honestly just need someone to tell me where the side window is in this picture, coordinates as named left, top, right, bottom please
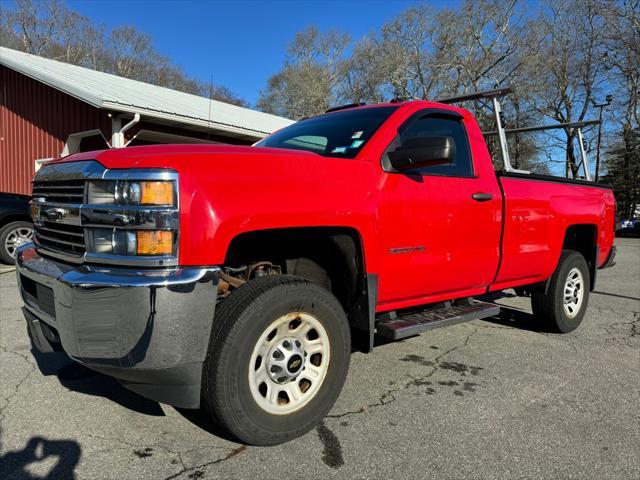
left=385, top=115, right=474, bottom=177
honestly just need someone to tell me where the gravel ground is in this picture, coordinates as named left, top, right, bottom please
left=1, top=239, right=638, bottom=480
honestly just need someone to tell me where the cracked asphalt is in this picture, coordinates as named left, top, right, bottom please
left=1, top=238, right=638, bottom=480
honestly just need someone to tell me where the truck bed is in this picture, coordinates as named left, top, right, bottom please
left=491, top=172, right=616, bottom=292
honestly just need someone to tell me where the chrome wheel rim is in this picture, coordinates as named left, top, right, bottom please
left=4, top=226, right=33, bottom=258
left=563, top=267, right=584, bottom=318
left=249, top=312, right=330, bottom=415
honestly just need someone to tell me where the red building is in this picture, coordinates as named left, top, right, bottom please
left=0, top=47, right=291, bottom=195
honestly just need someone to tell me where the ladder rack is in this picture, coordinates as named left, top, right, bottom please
left=436, top=87, right=513, bottom=105
left=436, top=87, right=599, bottom=181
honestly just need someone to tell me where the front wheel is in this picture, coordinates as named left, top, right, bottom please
left=202, top=275, right=351, bottom=446
left=0, top=221, right=34, bottom=264
left=531, top=250, right=590, bottom=333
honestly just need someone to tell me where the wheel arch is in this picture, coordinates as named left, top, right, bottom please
left=223, top=226, right=377, bottom=353
left=0, top=214, right=32, bottom=228
left=562, top=224, right=598, bottom=290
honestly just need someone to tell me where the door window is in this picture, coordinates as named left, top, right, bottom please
left=384, top=115, right=474, bottom=177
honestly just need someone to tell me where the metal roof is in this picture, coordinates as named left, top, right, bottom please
left=0, top=46, right=293, bottom=139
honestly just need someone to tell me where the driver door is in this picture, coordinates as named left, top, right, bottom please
left=377, top=111, right=502, bottom=308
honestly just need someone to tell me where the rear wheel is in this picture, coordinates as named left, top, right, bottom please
left=202, top=275, right=351, bottom=445
left=531, top=250, right=590, bottom=333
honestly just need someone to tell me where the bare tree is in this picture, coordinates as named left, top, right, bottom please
left=106, top=26, right=157, bottom=79
left=603, top=0, right=639, bottom=130
left=342, top=0, right=529, bottom=102
left=438, top=0, right=525, bottom=94
left=601, top=0, right=640, bottom=217
left=263, top=0, right=531, bottom=116
left=0, top=0, right=247, bottom=106
left=372, top=3, right=443, bottom=100
left=340, top=36, right=390, bottom=103
left=527, top=0, right=609, bottom=178
left=9, top=0, right=64, bottom=55
left=48, top=11, right=103, bottom=66
left=258, top=26, right=350, bottom=118
left=0, top=4, right=21, bottom=50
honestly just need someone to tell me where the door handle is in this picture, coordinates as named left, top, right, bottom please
left=471, top=192, right=493, bottom=202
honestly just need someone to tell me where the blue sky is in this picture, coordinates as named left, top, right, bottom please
left=67, top=0, right=438, bottom=105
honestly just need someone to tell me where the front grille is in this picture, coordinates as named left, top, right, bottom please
left=33, top=179, right=86, bottom=260
left=34, top=221, right=85, bottom=257
left=32, top=180, right=85, bottom=203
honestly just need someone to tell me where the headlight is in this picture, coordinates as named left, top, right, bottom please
left=136, top=230, right=174, bottom=255
left=87, top=229, right=175, bottom=256
left=88, top=180, right=176, bottom=206
left=83, top=171, right=179, bottom=266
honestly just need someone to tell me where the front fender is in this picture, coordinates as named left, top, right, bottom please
left=177, top=157, right=381, bottom=273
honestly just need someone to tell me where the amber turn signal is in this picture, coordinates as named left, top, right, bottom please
left=140, top=181, right=174, bottom=205
left=136, top=231, right=173, bottom=255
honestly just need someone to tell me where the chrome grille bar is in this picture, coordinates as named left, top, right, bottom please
left=36, top=224, right=84, bottom=238
left=33, top=180, right=85, bottom=203
left=36, top=232, right=85, bottom=249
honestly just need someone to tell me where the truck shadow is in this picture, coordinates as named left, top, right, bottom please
left=480, top=305, right=555, bottom=333
left=592, top=290, right=640, bottom=301
left=476, top=291, right=554, bottom=333
left=173, top=408, right=241, bottom=443
left=29, top=349, right=241, bottom=443
left=0, top=435, right=81, bottom=480
left=30, top=349, right=164, bottom=417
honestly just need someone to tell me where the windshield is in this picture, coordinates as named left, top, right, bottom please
left=255, top=106, right=398, bottom=159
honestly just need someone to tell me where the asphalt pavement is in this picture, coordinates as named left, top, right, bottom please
left=1, top=239, right=638, bottom=479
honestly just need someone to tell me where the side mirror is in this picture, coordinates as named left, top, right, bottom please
left=388, top=136, right=455, bottom=171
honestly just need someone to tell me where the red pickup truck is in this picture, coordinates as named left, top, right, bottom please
left=16, top=96, right=616, bottom=445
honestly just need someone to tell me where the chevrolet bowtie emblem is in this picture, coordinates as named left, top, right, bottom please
left=43, top=207, right=68, bottom=221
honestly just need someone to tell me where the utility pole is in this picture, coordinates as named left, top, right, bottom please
left=591, top=95, right=613, bottom=182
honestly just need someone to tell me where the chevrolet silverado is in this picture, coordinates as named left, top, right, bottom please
left=16, top=92, right=616, bottom=445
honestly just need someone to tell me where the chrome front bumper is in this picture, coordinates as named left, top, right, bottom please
left=16, top=244, right=220, bottom=408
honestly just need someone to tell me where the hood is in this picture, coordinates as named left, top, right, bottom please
left=47, top=144, right=320, bottom=171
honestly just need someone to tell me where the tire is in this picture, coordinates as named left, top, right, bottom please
left=531, top=250, right=590, bottom=333
left=0, top=221, right=34, bottom=264
left=202, top=275, right=351, bottom=446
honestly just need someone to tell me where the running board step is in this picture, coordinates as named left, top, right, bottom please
left=376, top=301, right=500, bottom=340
